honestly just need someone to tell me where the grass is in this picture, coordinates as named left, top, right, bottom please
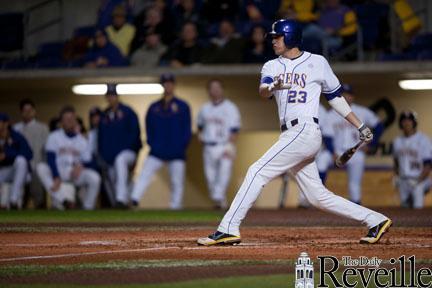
left=0, top=209, right=223, bottom=224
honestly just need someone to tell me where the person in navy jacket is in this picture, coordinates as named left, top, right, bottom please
left=99, top=84, right=142, bottom=207
left=131, top=73, right=192, bottom=209
left=0, top=113, right=32, bottom=209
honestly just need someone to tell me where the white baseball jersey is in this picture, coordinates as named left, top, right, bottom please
left=261, top=52, right=341, bottom=125
left=197, top=99, right=241, bottom=144
left=327, top=104, right=379, bottom=153
left=45, top=129, right=92, bottom=181
left=393, top=132, right=432, bottom=178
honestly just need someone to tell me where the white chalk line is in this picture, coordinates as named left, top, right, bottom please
left=0, top=246, right=180, bottom=262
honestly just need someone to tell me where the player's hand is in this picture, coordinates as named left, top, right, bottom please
left=51, top=178, right=61, bottom=192
left=358, top=124, right=373, bottom=143
left=268, top=77, right=285, bottom=92
left=71, top=164, right=83, bottom=180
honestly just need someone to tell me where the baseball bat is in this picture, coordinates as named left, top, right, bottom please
left=335, top=140, right=364, bottom=168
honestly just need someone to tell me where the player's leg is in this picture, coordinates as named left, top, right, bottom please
left=8, top=156, right=28, bottom=208
left=113, top=150, right=136, bottom=205
left=130, top=155, right=163, bottom=205
left=217, top=124, right=320, bottom=237
left=168, top=160, right=185, bottom=210
left=316, top=149, right=333, bottom=184
left=36, top=163, right=63, bottom=209
left=346, top=152, right=365, bottom=204
left=412, top=180, right=428, bottom=209
left=0, top=166, right=13, bottom=208
left=75, top=168, right=101, bottom=210
left=397, top=179, right=411, bottom=207
left=293, top=159, right=391, bottom=243
left=213, top=156, right=233, bottom=208
left=203, top=146, right=217, bottom=201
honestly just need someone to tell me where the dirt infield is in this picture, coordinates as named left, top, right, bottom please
left=1, top=208, right=431, bottom=285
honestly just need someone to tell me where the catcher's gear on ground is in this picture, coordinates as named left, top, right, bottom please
left=197, top=231, right=241, bottom=246
left=360, top=219, right=392, bottom=244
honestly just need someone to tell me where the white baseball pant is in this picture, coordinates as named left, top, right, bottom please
left=37, top=163, right=100, bottom=210
left=131, top=155, right=185, bottom=210
left=203, top=145, right=233, bottom=205
left=398, top=178, right=431, bottom=209
left=218, top=121, right=387, bottom=236
left=108, top=150, right=136, bottom=204
left=0, top=156, right=28, bottom=207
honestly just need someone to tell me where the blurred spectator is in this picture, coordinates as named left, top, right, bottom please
left=393, top=0, right=422, bottom=40
left=243, top=0, right=280, bottom=23
left=13, top=99, right=49, bottom=209
left=97, top=0, right=133, bottom=29
left=131, top=73, right=191, bottom=210
left=243, top=24, right=273, bottom=63
left=49, top=117, right=60, bottom=132
left=204, top=20, right=245, bottom=63
left=88, top=107, right=102, bottom=156
left=83, top=29, right=128, bottom=68
left=173, top=0, right=201, bottom=33
left=76, top=117, right=87, bottom=135
left=164, top=21, right=204, bottom=67
left=37, top=106, right=100, bottom=210
left=201, top=0, right=240, bottom=24
left=98, top=84, right=142, bottom=208
left=132, top=5, right=175, bottom=52
left=278, top=0, right=317, bottom=25
left=302, top=0, right=357, bottom=54
left=105, top=5, right=136, bottom=56
left=0, top=113, right=32, bottom=210
left=130, top=32, right=167, bottom=67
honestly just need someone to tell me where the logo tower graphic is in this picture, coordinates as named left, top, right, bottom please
left=295, top=252, right=314, bottom=288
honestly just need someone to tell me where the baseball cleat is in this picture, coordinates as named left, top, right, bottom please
left=360, top=219, right=392, bottom=244
left=197, top=231, right=241, bottom=246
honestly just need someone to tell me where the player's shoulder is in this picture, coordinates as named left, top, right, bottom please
left=223, top=99, right=238, bottom=109
left=416, top=132, right=431, bottom=142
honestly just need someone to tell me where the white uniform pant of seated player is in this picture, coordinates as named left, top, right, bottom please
left=37, top=163, right=100, bottom=210
left=108, top=150, right=136, bottom=204
left=131, top=155, right=185, bottom=210
left=398, top=177, right=431, bottom=209
left=204, top=144, right=233, bottom=207
left=218, top=120, right=388, bottom=237
left=0, top=156, right=28, bottom=208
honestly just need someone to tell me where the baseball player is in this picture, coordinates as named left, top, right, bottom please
left=197, top=79, right=241, bottom=209
left=37, top=106, right=100, bottom=210
left=13, top=99, right=49, bottom=209
left=130, top=73, right=192, bottom=210
left=393, top=110, right=431, bottom=209
left=0, top=113, right=33, bottom=209
left=198, top=19, right=391, bottom=246
left=326, top=84, right=384, bottom=204
left=98, top=84, right=142, bottom=208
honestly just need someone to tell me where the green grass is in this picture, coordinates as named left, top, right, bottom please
left=0, top=209, right=223, bottom=224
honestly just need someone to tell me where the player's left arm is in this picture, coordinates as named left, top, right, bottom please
left=418, top=137, right=432, bottom=182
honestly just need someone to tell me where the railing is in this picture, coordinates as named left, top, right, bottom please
left=23, top=0, right=63, bottom=57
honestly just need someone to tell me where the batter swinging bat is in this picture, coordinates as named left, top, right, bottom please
left=335, top=140, right=364, bottom=167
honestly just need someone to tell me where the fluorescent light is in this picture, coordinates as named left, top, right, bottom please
left=116, top=84, right=164, bottom=95
left=72, top=84, right=107, bottom=95
left=399, top=79, right=432, bottom=90
left=72, top=83, right=164, bottom=95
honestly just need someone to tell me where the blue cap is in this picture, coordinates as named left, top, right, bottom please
left=106, top=83, right=118, bottom=95
left=342, top=83, right=354, bottom=94
left=0, top=113, right=9, bottom=122
left=160, top=73, right=175, bottom=84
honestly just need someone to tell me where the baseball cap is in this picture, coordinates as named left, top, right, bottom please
left=106, top=83, right=118, bottom=96
left=342, top=83, right=354, bottom=94
left=160, top=73, right=175, bottom=84
left=89, top=107, right=102, bottom=116
left=0, top=113, right=9, bottom=122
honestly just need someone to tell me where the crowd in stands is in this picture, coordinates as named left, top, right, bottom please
left=1, top=0, right=430, bottom=69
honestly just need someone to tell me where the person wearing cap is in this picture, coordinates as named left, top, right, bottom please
left=131, top=73, right=191, bottom=210
left=393, top=111, right=431, bottom=208
left=98, top=84, right=142, bottom=208
left=326, top=84, right=384, bottom=204
left=0, top=113, right=33, bottom=209
left=13, top=99, right=49, bottom=209
left=88, top=107, right=103, bottom=157
left=105, top=5, right=136, bottom=57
